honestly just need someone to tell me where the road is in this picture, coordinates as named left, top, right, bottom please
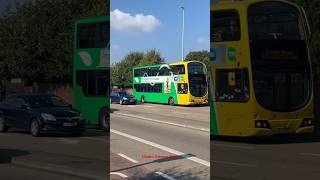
left=212, top=134, right=320, bottom=180
left=110, top=103, right=210, bottom=180
left=0, top=128, right=108, bottom=180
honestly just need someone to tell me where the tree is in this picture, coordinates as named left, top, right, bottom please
left=185, top=50, right=210, bottom=72
left=0, top=0, right=109, bottom=84
left=111, top=52, right=144, bottom=88
left=111, top=50, right=165, bottom=88
left=139, top=49, right=165, bottom=66
left=289, top=0, right=320, bottom=78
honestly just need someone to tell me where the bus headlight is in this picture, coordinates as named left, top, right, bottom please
left=255, top=120, right=270, bottom=129
left=301, top=118, right=313, bottom=127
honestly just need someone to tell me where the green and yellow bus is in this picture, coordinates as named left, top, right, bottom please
left=210, top=0, right=314, bottom=136
left=133, top=61, right=208, bottom=106
left=72, top=16, right=110, bottom=131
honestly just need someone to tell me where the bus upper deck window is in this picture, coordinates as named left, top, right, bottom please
left=212, top=10, right=241, bottom=42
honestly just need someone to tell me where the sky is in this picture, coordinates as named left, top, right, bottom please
left=111, top=0, right=210, bottom=64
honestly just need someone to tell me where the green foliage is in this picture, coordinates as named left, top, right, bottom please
left=138, top=49, right=165, bottom=66
left=185, top=50, right=210, bottom=71
left=111, top=50, right=165, bottom=88
left=289, top=0, right=320, bottom=78
left=0, top=0, right=109, bottom=83
left=111, top=52, right=144, bottom=88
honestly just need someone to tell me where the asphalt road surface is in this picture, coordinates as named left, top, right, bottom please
left=212, top=134, right=320, bottom=180
left=110, top=103, right=210, bottom=180
left=0, top=128, right=109, bottom=180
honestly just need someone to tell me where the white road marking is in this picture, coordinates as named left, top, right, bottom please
left=143, top=105, right=153, bottom=108
left=155, top=172, right=176, bottom=180
left=213, top=160, right=257, bottom=168
left=111, top=129, right=210, bottom=167
left=128, top=105, right=135, bottom=108
left=113, top=113, right=209, bottom=132
left=110, top=172, right=128, bottom=178
left=300, top=153, right=320, bottom=157
left=212, top=143, right=253, bottom=150
left=118, top=153, right=138, bottom=163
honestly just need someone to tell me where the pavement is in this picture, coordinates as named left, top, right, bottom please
left=0, top=128, right=109, bottom=180
left=110, top=103, right=210, bottom=180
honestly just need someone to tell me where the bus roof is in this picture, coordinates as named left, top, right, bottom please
left=75, top=16, right=109, bottom=25
left=133, top=61, right=204, bottom=69
left=211, top=0, right=299, bottom=9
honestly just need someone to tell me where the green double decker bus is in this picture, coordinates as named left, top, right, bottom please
left=72, top=16, right=110, bottom=131
left=133, top=61, right=208, bottom=106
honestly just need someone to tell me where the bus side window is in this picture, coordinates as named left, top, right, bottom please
left=212, top=10, right=241, bottom=42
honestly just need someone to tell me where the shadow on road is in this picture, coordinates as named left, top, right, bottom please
left=5, top=129, right=108, bottom=138
left=130, top=102, right=209, bottom=107
left=110, top=108, right=119, bottom=113
left=211, top=133, right=320, bottom=144
left=111, top=153, right=196, bottom=172
left=128, top=166, right=205, bottom=180
left=0, top=149, right=31, bottom=164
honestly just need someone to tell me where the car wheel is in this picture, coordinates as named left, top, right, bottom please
left=30, top=119, right=40, bottom=137
left=99, top=108, right=110, bottom=134
left=141, top=96, right=145, bottom=104
left=168, top=97, right=174, bottom=106
left=119, top=99, right=123, bottom=105
left=0, top=115, right=8, bottom=132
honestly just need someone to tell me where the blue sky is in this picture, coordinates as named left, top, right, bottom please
left=111, top=0, right=210, bottom=64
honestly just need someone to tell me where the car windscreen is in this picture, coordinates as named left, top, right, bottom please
left=118, top=92, right=133, bottom=98
left=28, top=95, right=69, bottom=108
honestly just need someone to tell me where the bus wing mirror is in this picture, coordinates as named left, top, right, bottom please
left=301, top=7, right=311, bottom=38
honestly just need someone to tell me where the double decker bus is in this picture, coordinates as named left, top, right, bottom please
left=133, top=61, right=208, bottom=106
left=72, top=16, right=110, bottom=131
left=210, top=0, right=314, bottom=136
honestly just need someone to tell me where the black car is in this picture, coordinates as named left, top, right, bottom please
left=110, top=91, right=136, bottom=105
left=0, top=94, right=85, bottom=137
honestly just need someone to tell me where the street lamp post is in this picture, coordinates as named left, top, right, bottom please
left=181, top=6, right=185, bottom=61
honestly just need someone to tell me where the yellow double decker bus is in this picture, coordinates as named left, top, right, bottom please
left=210, top=0, right=314, bottom=136
left=133, top=61, right=208, bottom=106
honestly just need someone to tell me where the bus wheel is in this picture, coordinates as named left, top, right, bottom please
left=168, top=97, right=174, bottom=106
left=141, top=96, right=145, bottom=104
left=99, top=108, right=110, bottom=133
left=0, top=115, right=8, bottom=132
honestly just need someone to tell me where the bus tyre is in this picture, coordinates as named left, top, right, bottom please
left=99, top=108, right=110, bottom=133
left=141, top=96, right=145, bottom=104
left=0, top=115, right=8, bottom=132
left=169, top=97, right=174, bottom=106
left=30, top=119, right=40, bottom=137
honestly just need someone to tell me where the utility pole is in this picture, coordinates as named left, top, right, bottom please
left=181, top=6, right=185, bottom=61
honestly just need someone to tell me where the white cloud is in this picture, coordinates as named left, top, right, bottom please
left=196, top=37, right=208, bottom=45
left=111, top=44, right=121, bottom=51
left=111, top=9, right=161, bottom=35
